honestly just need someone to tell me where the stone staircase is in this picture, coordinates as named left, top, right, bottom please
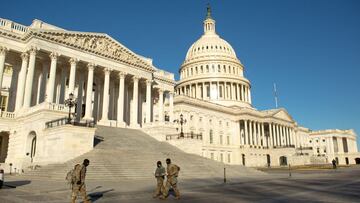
left=21, top=126, right=263, bottom=180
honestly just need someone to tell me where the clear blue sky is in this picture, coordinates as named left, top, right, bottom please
left=2, top=0, right=360, bottom=147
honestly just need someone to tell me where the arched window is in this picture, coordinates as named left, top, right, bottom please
left=206, top=65, right=209, bottom=73
left=218, top=65, right=221, bottom=72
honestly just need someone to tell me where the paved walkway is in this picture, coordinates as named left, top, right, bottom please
left=0, top=166, right=359, bottom=202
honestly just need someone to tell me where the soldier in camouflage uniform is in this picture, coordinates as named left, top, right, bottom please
left=71, top=159, right=90, bottom=203
left=153, top=161, right=166, bottom=198
left=160, top=158, right=180, bottom=200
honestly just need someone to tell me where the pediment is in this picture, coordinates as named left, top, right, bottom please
left=31, top=30, right=154, bottom=71
left=273, top=109, right=294, bottom=122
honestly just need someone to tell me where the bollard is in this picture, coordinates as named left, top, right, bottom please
left=0, top=169, right=4, bottom=189
left=289, top=164, right=292, bottom=177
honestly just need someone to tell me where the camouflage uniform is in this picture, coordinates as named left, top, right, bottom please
left=71, top=164, right=90, bottom=203
left=162, top=163, right=180, bottom=199
left=153, top=165, right=166, bottom=197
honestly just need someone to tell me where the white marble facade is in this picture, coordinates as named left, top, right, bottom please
left=0, top=8, right=359, bottom=171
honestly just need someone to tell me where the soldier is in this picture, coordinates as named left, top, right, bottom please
left=160, top=158, right=180, bottom=200
left=153, top=161, right=166, bottom=198
left=71, top=159, right=90, bottom=203
left=332, top=159, right=337, bottom=169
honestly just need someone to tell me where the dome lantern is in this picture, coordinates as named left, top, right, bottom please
left=204, top=4, right=216, bottom=35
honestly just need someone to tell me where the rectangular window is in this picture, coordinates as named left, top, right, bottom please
left=0, top=96, right=8, bottom=111
left=209, top=130, right=213, bottom=144
left=206, top=85, right=210, bottom=97
left=210, top=153, right=214, bottom=160
left=220, top=135, right=223, bottom=145
left=227, top=136, right=230, bottom=145
left=219, top=86, right=223, bottom=98
left=227, top=154, right=231, bottom=163
left=220, top=153, right=223, bottom=162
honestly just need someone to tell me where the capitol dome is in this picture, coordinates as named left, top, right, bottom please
left=176, top=6, right=253, bottom=109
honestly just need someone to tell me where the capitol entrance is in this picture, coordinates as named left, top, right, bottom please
left=0, top=131, right=9, bottom=163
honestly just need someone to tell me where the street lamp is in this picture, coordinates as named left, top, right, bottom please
left=174, top=114, right=187, bottom=138
left=65, top=93, right=76, bottom=124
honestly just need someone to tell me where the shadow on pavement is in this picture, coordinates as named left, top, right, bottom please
left=3, top=180, right=31, bottom=189
left=87, top=189, right=114, bottom=202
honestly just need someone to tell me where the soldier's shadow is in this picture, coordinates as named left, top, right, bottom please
left=85, top=189, right=114, bottom=203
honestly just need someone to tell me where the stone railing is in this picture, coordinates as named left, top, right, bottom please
left=0, top=111, right=15, bottom=119
left=273, top=145, right=296, bottom=149
left=0, top=18, right=28, bottom=34
left=166, top=133, right=203, bottom=140
left=45, top=117, right=95, bottom=129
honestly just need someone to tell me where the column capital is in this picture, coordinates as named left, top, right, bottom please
left=146, top=79, right=153, bottom=85
left=0, top=46, right=8, bottom=56
left=104, top=67, right=111, bottom=75
left=49, top=52, right=59, bottom=61
left=28, top=46, right=39, bottom=55
left=158, top=88, right=164, bottom=93
left=20, top=52, right=29, bottom=61
left=118, top=71, right=126, bottom=78
left=69, top=57, right=79, bottom=65
left=87, top=63, right=95, bottom=70
left=132, top=75, right=140, bottom=81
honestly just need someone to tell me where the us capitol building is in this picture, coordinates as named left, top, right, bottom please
left=0, top=8, right=358, bottom=172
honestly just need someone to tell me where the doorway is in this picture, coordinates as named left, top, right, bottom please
left=27, top=131, right=37, bottom=163
left=345, top=157, right=349, bottom=165
left=266, top=154, right=271, bottom=167
left=355, top=158, right=360, bottom=164
left=0, top=131, right=9, bottom=162
left=242, top=154, right=246, bottom=166
left=279, top=156, right=287, bottom=166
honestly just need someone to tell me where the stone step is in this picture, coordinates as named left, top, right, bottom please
left=21, top=126, right=263, bottom=180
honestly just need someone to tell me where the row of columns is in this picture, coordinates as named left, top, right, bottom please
left=240, top=120, right=295, bottom=148
left=177, top=81, right=251, bottom=103
left=0, top=46, right=174, bottom=127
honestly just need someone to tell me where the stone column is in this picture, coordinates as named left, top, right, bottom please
left=203, top=82, right=207, bottom=99
left=146, top=79, right=152, bottom=123
left=117, top=72, right=126, bottom=125
left=257, top=122, right=261, bottom=146
left=244, top=120, right=249, bottom=145
left=46, top=52, right=58, bottom=103
left=100, top=68, right=111, bottom=122
left=248, top=87, right=252, bottom=104
left=261, top=123, right=266, bottom=147
left=253, top=122, right=258, bottom=146
left=224, top=82, right=227, bottom=99
left=189, top=84, right=193, bottom=97
left=217, top=82, right=220, bottom=99
left=158, top=88, right=164, bottom=122
left=131, top=76, right=139, bottom=127
left=0, top=46, right=8, bottom=96
left=68, top=58, right=78, bottom=95
left=169, top=92, right=174, bottom=122
left=249, top=121, right=253, bottom=146
left=269, top=123, right=273, bottom=147
left=232, top=83, right=236, bottom=100
left=244, top=86, right=247, bottom=102
left=272, top=124, right=277, bottom=146
left=83, top=63, right=94, bottom=120
left=23, top=47, right=38, bottom=108
left=15, top=53, right=28, bottom=110
left=288, top=127, right=292, bottom=146
left=237, top=84, right=239, bottom=101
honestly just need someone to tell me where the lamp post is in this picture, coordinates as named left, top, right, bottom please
left=174, top=114, right=187, bottom=138
left=64, top=93, right=76, bottom=124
